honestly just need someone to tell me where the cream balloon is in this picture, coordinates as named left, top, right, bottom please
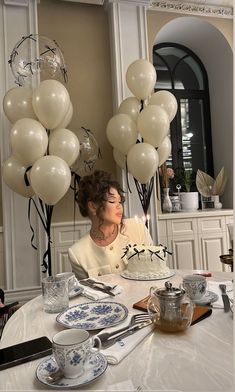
left=32, top=80, right=70, bottom=129
left=2, top=155, right=34, bottom=198
left=3, top=86, right=37, bottom=124
left=30, top=155, right=71, bottom=205
left=113, top=148, right=126, bottom=170
left=49, top=128, right=80, bottom=167
left=127, top=142, right=159, bottom=184
left=10, top=118, right=48, bottom=166
left=118, top=97, right=141, bottom=122
left=106, top=113, right=138, bottom=155
left=158, top=136, right=172, bottom=166
left=149, top=90, right=178, bottom=122
left=137, top=105, right=169, bottom=148
left=126, top=59, right=157, bottom=100
left=53, top=101, right=73, bottom=130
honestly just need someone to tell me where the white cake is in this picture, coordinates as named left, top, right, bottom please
left=121, top=244, right=172, bottom=280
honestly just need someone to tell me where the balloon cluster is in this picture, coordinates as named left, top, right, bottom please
left=106, top=59, right=177, bottom=218
left=2, top=35, right=101, bottom=275
left=2, top=78, right=80, bottom=275
left=3, top=79, right=78, bottom=205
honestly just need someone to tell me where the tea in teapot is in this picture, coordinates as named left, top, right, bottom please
left=147, top=281, right=194, bottom=332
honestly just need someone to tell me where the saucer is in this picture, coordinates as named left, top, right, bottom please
left=36, top=353, right=108, bottom=389
left=193, top=290, right=219, bottom=305
left=69, top=286, right=83, bottom=299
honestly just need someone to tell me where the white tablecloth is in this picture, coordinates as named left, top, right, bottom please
left=0, top=270, right=233, bottom=391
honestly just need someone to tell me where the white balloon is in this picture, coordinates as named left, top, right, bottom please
left=149, top=90, right=178, bottom=122
left=106, top=113, right=138, bottom=155
left=118, top=97, right=141, bottom=122
left=30, top=155, right=71, bottom=205
left=126, top=59, right=157, bottom=100
left=137, top=105, right=169, bottom=148
left=127, top=142, right=159, bottom=184
left=53, top=101, right=73, bottom=130
left=10, top=118, right=48, bottom=166
left=32, top=80, right=70, bottom=130
left=49, top=128, right=80, bottom=167
left=158, top=136, right=172, bottom=166
left=3, top=86, right=37, bottom=124
left=2, top=155, right=34, bottom=198
left=113, top=148, right=126, bottom=170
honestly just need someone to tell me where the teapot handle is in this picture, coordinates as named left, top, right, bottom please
left=149, top=286, right=157, bottom=295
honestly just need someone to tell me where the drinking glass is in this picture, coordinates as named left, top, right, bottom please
left=42, top=276, right=69, bottom=313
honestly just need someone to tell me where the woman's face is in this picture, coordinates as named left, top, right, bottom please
left=101, top=187, right=123, bottom=225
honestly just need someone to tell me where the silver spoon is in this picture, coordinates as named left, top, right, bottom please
left=46, top=369, right=64, bottom=384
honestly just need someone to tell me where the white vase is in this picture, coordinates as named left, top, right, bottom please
left=180, top=192, right=199, bottom=211
left=212, top=195, right=222, bottom=209
left=162, top=188, right=172, bottom=213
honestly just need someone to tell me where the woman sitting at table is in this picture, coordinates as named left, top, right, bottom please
left=68, top=170, right=153, bottom=280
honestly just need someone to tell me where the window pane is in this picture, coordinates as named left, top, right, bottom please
left=175, top=56, right=204, bottom=90
left=153, top=54, right=172, bottom=89
left=181, top=98, right=207, bottom=173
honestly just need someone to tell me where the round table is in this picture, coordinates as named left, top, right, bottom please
left=0, top=269, right=233, bottom=391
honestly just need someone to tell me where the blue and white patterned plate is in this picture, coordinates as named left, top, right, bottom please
left=69, top=286, right=83, bottom=299
left=36, top=353, right=107, bottom=389
left=56, top=301, right=128, bottom=330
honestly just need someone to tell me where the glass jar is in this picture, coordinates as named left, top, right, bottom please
left=170, top=195, right=181, bottom=212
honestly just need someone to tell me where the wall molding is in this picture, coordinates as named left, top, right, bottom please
left=150, top=1, right=233, bottom=18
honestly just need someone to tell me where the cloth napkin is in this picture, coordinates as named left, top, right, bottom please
left=97, top=313, right=155, bottom=365
left=207, top=280, right=233, bottom=308
left=77, top=279, right=123, bottom=301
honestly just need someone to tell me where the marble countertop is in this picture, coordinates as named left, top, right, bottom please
left=0, top=270, right=233, bottom=391
left=158, top=208, right=233, bottom=219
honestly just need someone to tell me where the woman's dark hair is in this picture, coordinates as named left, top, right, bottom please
left=76, top=170, right=125, bottom=219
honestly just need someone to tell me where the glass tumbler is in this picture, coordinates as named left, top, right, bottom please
left=42, top=276, right=69, bottom=313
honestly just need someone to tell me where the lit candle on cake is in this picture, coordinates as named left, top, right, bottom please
left=134, top=215, right=142, bottom=243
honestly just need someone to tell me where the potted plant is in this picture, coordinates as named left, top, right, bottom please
left=176, top=169, right=199, bottom=211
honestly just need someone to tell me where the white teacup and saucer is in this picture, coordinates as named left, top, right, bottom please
left=36, top=329, right=108, bottom=388
left=55, top=272, right=83, bottom=298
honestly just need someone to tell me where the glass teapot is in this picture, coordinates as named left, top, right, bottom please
left=147, top=281, right=194, bottom=332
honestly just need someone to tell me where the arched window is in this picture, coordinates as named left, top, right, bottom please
left=153, top=42, right=213, bottom=188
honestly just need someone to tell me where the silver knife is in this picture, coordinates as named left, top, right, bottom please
left=219, top=284, right=231, bottom=312
left=98, top=321, right=152, bottom=349
left=79, top=280, right=116, bottom=296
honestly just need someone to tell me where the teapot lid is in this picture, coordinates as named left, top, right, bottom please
left=156, top=281, right=185, bottom=298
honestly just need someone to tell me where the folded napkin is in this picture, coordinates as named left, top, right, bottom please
left=98, top=313, right=155, bottom=365
left=207, top=280, right=233, bottom=308
left=77, top=279, right=122, bottom=301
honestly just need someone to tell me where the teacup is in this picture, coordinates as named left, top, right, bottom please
left=182, top=274, right=207, bottom=301
left=55, top=272, right=78, bottom=292
left=52, top=329, right=101, bottom=379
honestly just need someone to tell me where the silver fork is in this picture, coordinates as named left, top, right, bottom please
left=97, top=313, right=151, bottom=343
left=86, top=278, right=117, bottom=291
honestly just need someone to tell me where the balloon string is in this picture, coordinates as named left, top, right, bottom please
left=134, top=177, right=154, bottom=227
left=125, top=160, right=132, bottom=193
left=28, top=197, right=54, bottom=275
left=24, top=166, right=32, bottom=186
left=28, top=198, right=37, bottom=250
left=45, top=204, right=53, bottom=276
